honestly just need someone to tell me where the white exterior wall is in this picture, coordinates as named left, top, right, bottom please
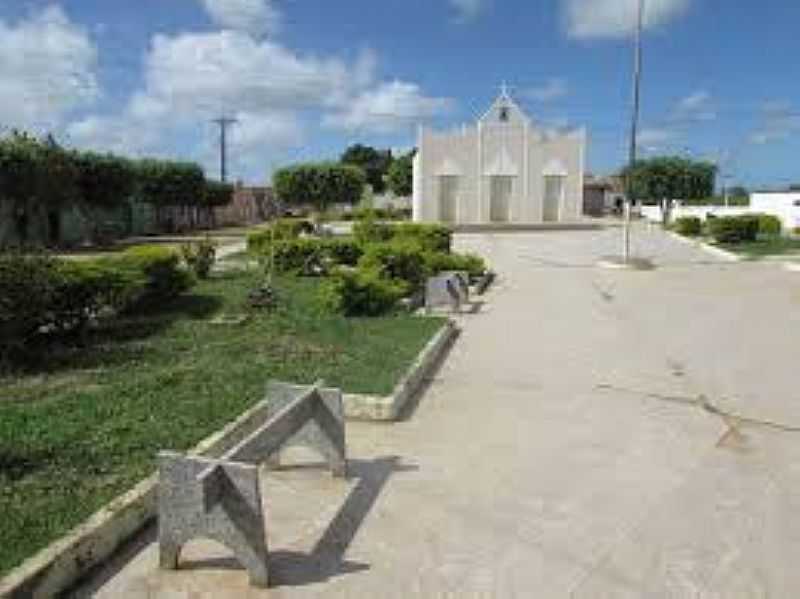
left=412, top=91, right=585, bottom=224
left=641, top=193, right=800, bottom=232
left=751, top=193, right=800, bottom=231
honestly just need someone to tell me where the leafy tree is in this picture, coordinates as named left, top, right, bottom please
left=135, top=159, right=206, bottom=207
left=71, top=151, right=136, bottom=242
left=340, top=144, right=393, bottom=194
left=387, top=151, right=414, bottom=197
left=621, top=156, right=717, bottom=202
left=621, top=156, right=717, bottom=223
left=0, top=132, right=78, bottom=244
left=135, top=159, right=206, bottom=232
left=728, top=185, right=749, bottom=198
left=273, top=162, right=366, bottom=211
left=72, top=151, right=136, bottom=209
left=203, top=180, right=234, bottom=208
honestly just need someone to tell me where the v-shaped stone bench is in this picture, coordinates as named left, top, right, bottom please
left=157, top=381, right=347, bottom=588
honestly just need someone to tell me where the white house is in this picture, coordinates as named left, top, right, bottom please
left=412, top=86, right=585, bottom=224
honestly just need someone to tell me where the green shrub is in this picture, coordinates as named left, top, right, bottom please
left=0, top=253, right=62, bottom=348
left=51, top=260, right=144, bottom=333
left=393, top=223, right=453, bottom=253
left=116, top=245, right=194, bottom=305
left=756, top=213, right=782, bottom=237
left=247, top=219, right=315, bottom=253
left=342, top=207, right=409, bottom=222
left=424, top=251, right=487, bottom=279
left=266, top=238, right=363, bottom=274
left=352, top=221, right=452, bottom=252
left=0, top=252, right=144, bottom=351
left=181, top=238, right=218, bottom=279
left=318, top=267, right=407, bottom=316
left=322, top=238, right=363, bottom=266
left=673, top=216, right=703, bottom=237
left=358, top=241, right=430, bottom=290
left=353, top=218, right=394, bottom=244
left=707, top=215, right=759, bottom=244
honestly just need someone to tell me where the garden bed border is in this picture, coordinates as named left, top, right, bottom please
left=0, top=319, right=458, bottom=598
left=343, top=319, right=458, bottom=421
left=665, top=230, right=741, bottom=262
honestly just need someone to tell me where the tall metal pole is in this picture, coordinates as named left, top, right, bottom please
left=212, top=117, right=238, bottom=182
left=625, top=0, right=645, bottom=262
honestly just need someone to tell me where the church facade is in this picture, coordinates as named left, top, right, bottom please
left=412, top=88, right=585, bottom=224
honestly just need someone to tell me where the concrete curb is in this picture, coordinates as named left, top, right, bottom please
left=664, top=230, right=741, bottom=262
left=0, top=320, right=459, bottom=598
left=343, top=319, right=458, bottom=421
left=784, top=262, right=800, bottom=272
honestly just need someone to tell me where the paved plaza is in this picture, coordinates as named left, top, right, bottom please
left=73, top=225, right=800, bottom=597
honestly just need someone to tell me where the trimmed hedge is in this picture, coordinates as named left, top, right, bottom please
left=358, top=241, right=430, bottom=291
left=394, top=223, right=452, bottom=253
left=318, top=267, right=407, bottom=316
left=0, top=246, right=193, bottom=353
left=757, top=213, right=782, bottom=237
left=352, top=221, right=452, bottom=252
left=114, top=245, right=194, bottom=307
left=247, top=219, right=316, bottom=253
left=424, top=251, right=487, bottom=279
left=353, top=219, right=395, bottom=245
left=673, top=216, right=703, bottom=237
left=707, top=215, right=759, bottom=244
left=254, top=238, right=364, bottom=274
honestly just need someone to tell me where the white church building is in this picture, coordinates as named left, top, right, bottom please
left=412, top=87, right=586, bottom=224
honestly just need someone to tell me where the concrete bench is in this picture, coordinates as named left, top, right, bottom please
left=158, top=381, right=347, bottom=587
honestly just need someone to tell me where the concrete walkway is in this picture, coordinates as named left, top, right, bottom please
left=73, top=225, right=800, bottom=598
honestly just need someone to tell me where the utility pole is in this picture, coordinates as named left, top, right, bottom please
left=212, top=116, right=238, bottom=182
left=624, top=0, right=645, bottom=262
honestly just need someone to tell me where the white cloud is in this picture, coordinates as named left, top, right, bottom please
left=323, top=80, right=454, bottom=134
left=200, top=0, right=281, bottom=37
left=522, top=78, right=569, bottom=102
left=750, top=100, right=800, bottom=145
left=672, top=90, right=715, bottom=122
left=565, top=0, right=691, bottom=39
left=68, top=29, right=372, bottom=156
left=0, top=6, right=99, bottom=132
left=67, top=26, right=445, bottom=180
left=637, top=127, right=676, bottom=147
left=449, top=0, right=487, bottom=23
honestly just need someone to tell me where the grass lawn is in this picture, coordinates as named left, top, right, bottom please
left=718, top=237, right=800, bottom=259
left=0, top=271, right=445, bottom=575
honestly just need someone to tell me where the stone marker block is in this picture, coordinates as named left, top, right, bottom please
left=425, top=272, right=468, bottom=313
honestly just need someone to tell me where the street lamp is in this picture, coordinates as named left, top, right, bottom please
left=624, top=0, right=645, bottom=263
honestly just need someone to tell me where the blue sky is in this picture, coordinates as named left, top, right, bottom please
left=1, top=0, right=799, bottom=188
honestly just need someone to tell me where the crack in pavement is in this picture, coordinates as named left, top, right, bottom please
left=595, top=383, right=800, bottom=435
